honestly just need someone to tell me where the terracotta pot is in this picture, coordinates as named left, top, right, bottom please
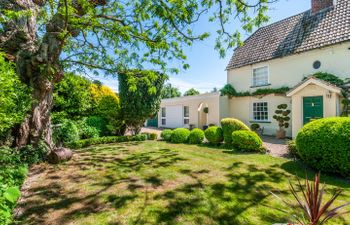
left=276, top=129, right=286, bottom=139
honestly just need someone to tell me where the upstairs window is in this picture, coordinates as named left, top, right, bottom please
left=183, top=106, right=189, bottom=125
left=253, top=102, right=269, bottom=122
left=252, top=66, right=269, bottom=87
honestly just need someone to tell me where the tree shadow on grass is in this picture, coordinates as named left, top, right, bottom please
left=281, top=160, right=350, bottom=188
left=15, top=144, right=185, bottom=225
left=150, top=163, right=289, bottom=225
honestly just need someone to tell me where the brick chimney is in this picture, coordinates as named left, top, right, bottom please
left=312, top=0, right=334, bottom=14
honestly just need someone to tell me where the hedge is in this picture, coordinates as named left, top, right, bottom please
left=188, top=128, right=205, bottom=144
left=160, top=129, right=173, bottom=141
left=66, top=134, right=147, bottom=149
left=204, top=126, right=223, bottom=144
left=221, top=118, right=250, bottom=144
left=232, top=130, right=263, bottom=152
left=171, top=128, right=190, bottom=143
left=296, top=117, right=350, bottom=177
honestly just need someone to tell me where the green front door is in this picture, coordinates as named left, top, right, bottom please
left=147, top=116, right=158, bottom=127
left=303, top=96, right=323, bottom=124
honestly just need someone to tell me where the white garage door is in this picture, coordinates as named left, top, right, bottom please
left=165, top=105, right=183, bottom=128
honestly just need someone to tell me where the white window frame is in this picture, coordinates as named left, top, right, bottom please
left=161, top=107, right=166, bottom=125
left=183, top=106, right=189, bottom=125
left=252, top=65, right=269, bottom=87
left=252, top=101, right=269, bottom=122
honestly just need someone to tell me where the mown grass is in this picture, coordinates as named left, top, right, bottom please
left=15, top=141, right=350, bottom=225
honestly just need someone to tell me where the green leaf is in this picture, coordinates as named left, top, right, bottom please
left=3, top=186, right=21, bottom=203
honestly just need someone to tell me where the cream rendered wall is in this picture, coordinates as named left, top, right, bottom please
left=290, top=84, right=340, bottom=138
left=228, top=94, right=292, bottom=137
left=227, top=42, right=350, bottom=92
left=158, top=93, right=222, bottom=128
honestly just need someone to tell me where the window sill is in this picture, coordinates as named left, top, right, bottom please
left=250, top=83, right=271, bottom=88
left=249, top=120, right=271, bottom=124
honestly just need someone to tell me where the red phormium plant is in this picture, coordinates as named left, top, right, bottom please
left=272, top=172, right=350, bottom=225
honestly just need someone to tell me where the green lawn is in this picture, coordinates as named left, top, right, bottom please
left=15, top=141, right=350, bottom=225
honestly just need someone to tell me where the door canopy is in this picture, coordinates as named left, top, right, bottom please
left=287, top=76, right=342, bottom=97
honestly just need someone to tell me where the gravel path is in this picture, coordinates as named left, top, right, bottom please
left=261, top=136, right=289, bottom=158
left=140, top=127, right=290, bottom=158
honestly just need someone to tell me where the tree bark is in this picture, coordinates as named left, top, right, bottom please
left=1, top=0, right=107, bottom=158
left=16, top=77, right=54, bottom=149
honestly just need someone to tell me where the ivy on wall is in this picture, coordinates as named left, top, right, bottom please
left=220, top=84, right=289, bottom=98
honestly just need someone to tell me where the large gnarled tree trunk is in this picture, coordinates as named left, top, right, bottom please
left=0, top=0, right=105, bottom=161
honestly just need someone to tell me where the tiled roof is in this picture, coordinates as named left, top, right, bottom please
left=227, top=0, right=350, bottom=70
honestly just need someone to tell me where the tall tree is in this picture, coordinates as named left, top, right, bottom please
left=184, top=88, right=200, bottom=96
left=119, top=70, right=167, bottom=134
left=161, top=83, right=181, bottom=99
left=0, top=0, right=272, bottom=151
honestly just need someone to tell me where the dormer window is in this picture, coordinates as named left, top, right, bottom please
left=252, top=66, right=269, bottom=87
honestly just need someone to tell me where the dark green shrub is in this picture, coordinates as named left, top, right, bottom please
left=221, top=118, right=250, bottom=144
left=204, top=126, right=223, bottom=144
left=160, top=129, right=173, bottom=141
left=296, top=117, right=350, bottom=177
left=66, top=135, right=146, bottom=149
left=18, top=143, right=48, bottom=165
left=85, top=116, right=109, bottom=136
left=287, top=140, right=299, bottom=158
left=250, top=123, right=260, bottom=131
left=170, top=128, right=190, bottom=143
left=188, top=128, right=205, bottom=144
left=53, top=120, right=80, bottom=145
left=134, top=134, right=148, bottom=141
left=78, top=122, right=100, bottom=139
left=149, top=133, right=158, bottom=140
left=141, top=132, right=151, bottom=140
left=231, top=130, right=263, bottom=152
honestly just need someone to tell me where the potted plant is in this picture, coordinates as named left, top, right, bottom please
left=250, top=123, right=260, bottom=132
left=203, top=107, right=209, bottom=114
left=272, top=104, right=290, bottom=139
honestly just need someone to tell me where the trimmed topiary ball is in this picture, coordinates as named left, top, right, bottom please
left=204, top=126, right=223, bottom=144
left=231, top=130, right=263, bottom=152
left=160, top=129, right=173, bottom=141
left=296, top=117, right=350, bottom=177
left=188, top=128, right=205, bottom=144
left=171, top=128, right=190, bottom=143
left=149, top=133, right=158, bottom=140
left=221, top=118, right=250, bottom=144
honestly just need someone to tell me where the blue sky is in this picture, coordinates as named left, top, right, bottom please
left=95, top=0, right=310, bottom=94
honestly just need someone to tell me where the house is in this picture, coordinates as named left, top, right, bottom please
left=157, top=92, right=229, bottom=129
left=157, top=0, right=350, bottom=138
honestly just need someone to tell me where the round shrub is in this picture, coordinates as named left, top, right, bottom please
left=296, top=117, right=350, bottom=177
left=149, top=133, right=158, bottom=140
left=231, top=130, right=263, bottom=152
left=188, top=128, right=205, bottom=144
left=221, top=118, right=250, bottom=144
left=53, top=120, right=80, bottom=145
left=204, top=126, right=223, bottom=144
left=79, top=123, right=99, bottom=139
left=160, top=129, right=173, bottom=141
left=171, top=128, right=190, bottom=143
